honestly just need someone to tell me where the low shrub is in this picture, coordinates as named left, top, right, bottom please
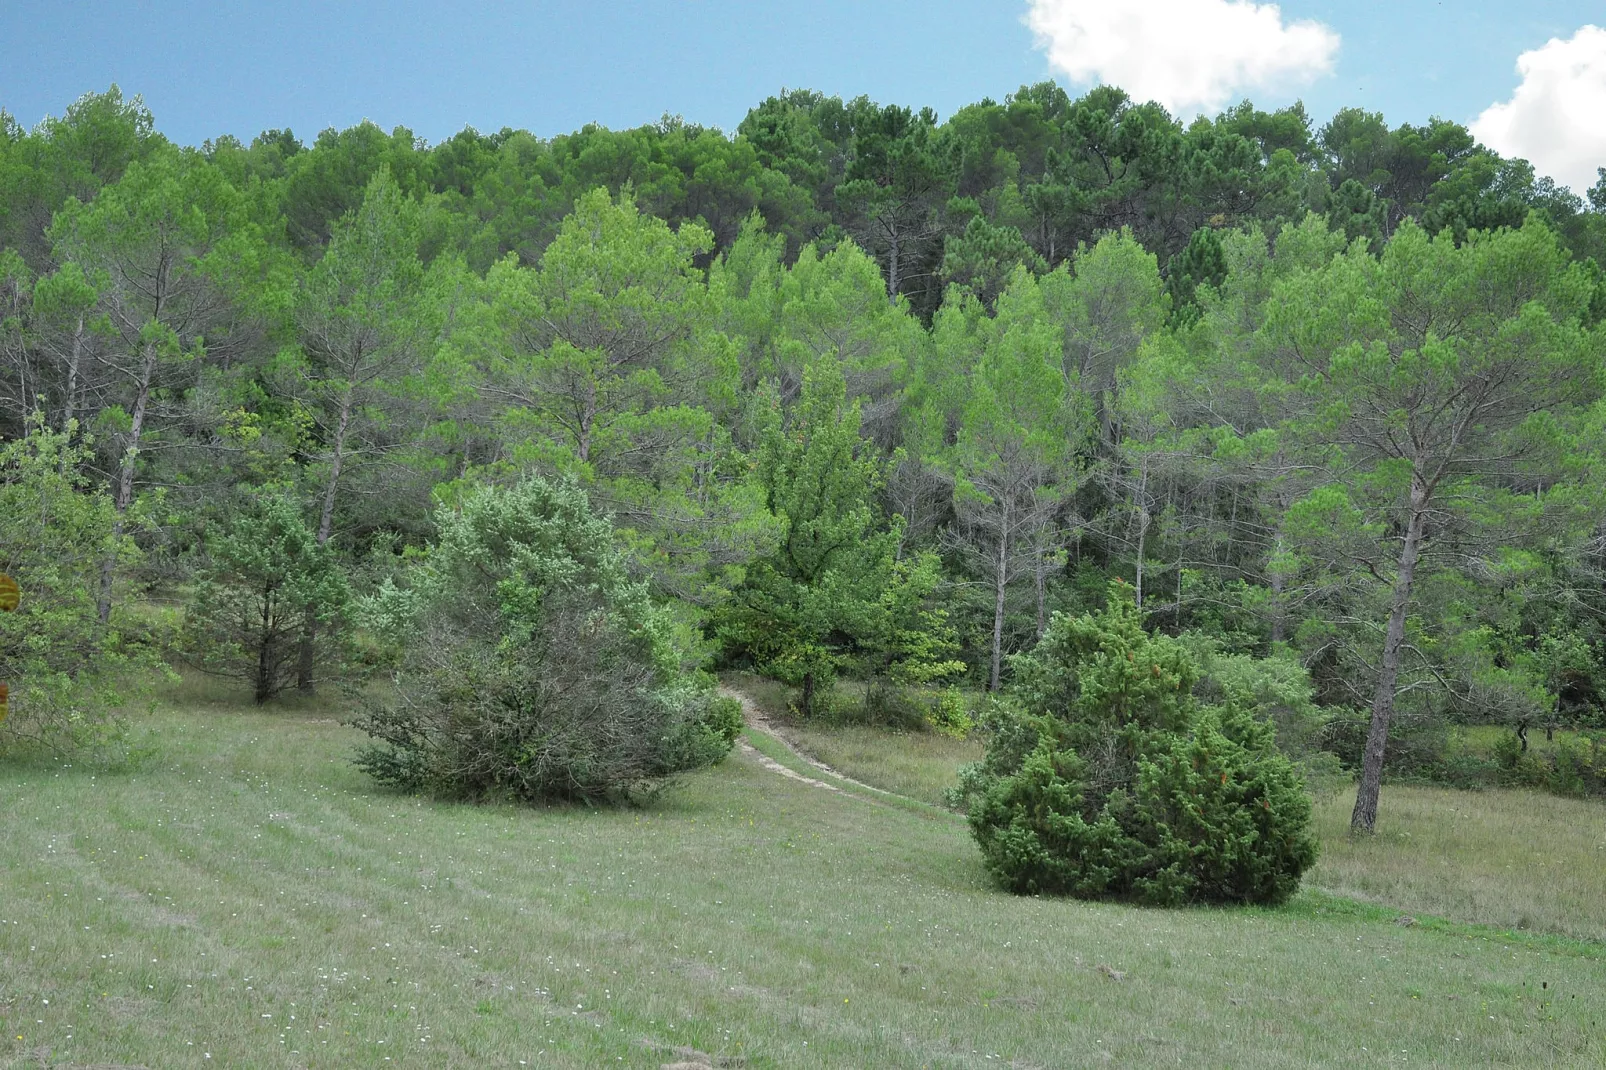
left=700, top=695, right=745, bottom=748
left=1492, top=729, right=1606, bottom=797
left=1320, top=705, right=1455, bottom=781
left=956, top=583, right=1318, bottom=907
left=859, top=681, right=938, bottom=732
left=1183, top=636, right=1333, bottom=759
left=812, top=680, right=974, bottom=737
left=351, top=477, right=735, bottom=805
left=926, top=687, right=974, bottom=738
left=1550, top=735, right=1606, bottom=796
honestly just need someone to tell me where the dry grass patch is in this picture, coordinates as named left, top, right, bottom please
left=1308, top=784, right=1606, bottom=942
left=779, top=724, right=982, bottom=809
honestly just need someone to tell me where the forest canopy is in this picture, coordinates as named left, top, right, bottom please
left=1, top=83, right=1605, bottom=830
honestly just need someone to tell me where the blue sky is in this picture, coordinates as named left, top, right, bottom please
left=2, top=1, right=1602, bottom=192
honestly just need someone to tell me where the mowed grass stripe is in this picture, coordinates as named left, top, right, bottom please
left=0, top=704, right=1601, bottom=1068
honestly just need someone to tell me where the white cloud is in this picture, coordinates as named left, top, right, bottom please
left=1470, top=26, right=1606, bottom=197
left=1024, top=0, right=1340, bottom=116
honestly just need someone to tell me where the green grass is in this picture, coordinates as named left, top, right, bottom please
left=1310, top=786, right=1606, bottom=943
left=779, top=724, right=983, bottom=809
left=724, top=672, right=986, bottom=809
left=1, top=682, right=1604, bottom=1067
left=761, top=686, right=1606, bottom=944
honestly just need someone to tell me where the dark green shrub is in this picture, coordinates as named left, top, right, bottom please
left=957, top=583, right=1318, bottom=906
left=351, top=477, right=734, bottom=804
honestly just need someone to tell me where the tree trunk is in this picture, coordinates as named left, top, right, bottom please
left=1131, top=464, right=1150, bottom=611
left=316, top=389, right=352, bottom=547
left=1034, top=545, right=1048, bottom=638
left=98, top=343, right=156, bottom=624
left=887, top=229, right=901, bottom=305
left=294, top=610, right=319, bottom=694
left=1268, top=573, right=1287, bottom=646
left=990, top=523, right=1009, bottom=692
left=1175, top=524, right=1185, bottom=618
left=298, top=387, right=353, bottom=692
left=576, top=380, right=597, bottom=464
left=1268, top=484, right=1292, bottom=646
left=1350, top=478, right=1428, bottom=835
left=256, top=592, right=275, bottom=705
left=1133, top=509, right=1149, bottom=612
left=1269, top=532, right=1288, bottom=646
left=62, top=315, right=84, bottom=434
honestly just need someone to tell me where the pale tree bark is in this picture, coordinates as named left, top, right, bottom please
left=1035, top=545, right=1050, bottom=638
left=1133, top=504, right=1150, bottom=611
left=1268, top=541, right=1289, bottom=646
left=576, top=380, right=596, bottom=464
left=887, top=230, right=901, bottom=306
left=990, top=502, right=1011, bottom=691
left=62, top=314, right=84, bottom=434
left=297, top=385, right=353, bottom=691
left=1031, top=520, right=1067, bottom=639
left=317, top=388, right=353, bottom=546
left=1350, top=474, right=1427, bottom=835
left=55, top=314, right=88, bottom=478
left=97, top=341, right=156, bottom=623
left=1267, top=485, right=1292, bottom=646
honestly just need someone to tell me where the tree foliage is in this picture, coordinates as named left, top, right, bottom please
left=958, top=584, right=1318, bottom=905
left=178, top=492, right=350, bottom=704
left=0, top=420, right=152, bottom=754
left=3, top=82, right=1606, bottom=826
left=352, top=477, right=738, bottom=804
left=714, top=360, right=945, bottom=715
left=1260, top=218, right=1601, bottom=831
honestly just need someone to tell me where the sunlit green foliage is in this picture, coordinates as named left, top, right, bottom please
left=352, top=477, right=735, bottom=803
left=1, top=83, right=1604, bottom=827
left=0, top=420, right=154, bottom=753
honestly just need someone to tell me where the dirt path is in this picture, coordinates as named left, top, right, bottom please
left=734, top=739, right=846, bottom=792
left=718, top=685, right=897, bottom=801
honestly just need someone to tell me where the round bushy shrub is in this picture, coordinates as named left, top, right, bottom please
left=957, top=583, right=1318, bottom=906
left=352, top=477, right=736, bottom=804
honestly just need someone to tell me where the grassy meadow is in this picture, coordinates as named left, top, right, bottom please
left=0, top=680, right=1604, bottom=1068
left=758, top=683, right=1606, bottom=945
